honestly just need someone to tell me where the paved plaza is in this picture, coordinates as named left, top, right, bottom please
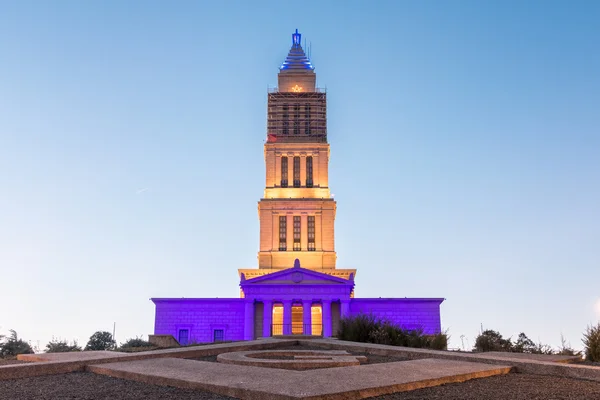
left=1, top=339, right=598, bottom=399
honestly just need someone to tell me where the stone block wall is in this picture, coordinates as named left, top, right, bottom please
left=349, top=298, right=443, bottom=334
left=153, top=299, right=245, bottom=343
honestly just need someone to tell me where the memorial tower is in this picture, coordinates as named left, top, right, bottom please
left=239, top=30, right=355, bottom=281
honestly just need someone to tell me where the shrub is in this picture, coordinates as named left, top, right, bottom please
left=338, top=314, right=380, bottom=343
left=513, top=333, right=536, bottom=353
left=119, top=336, right=154, bottom=349
left=474, top=330, right=513, bottom=352
left=557, top=334, right=580, bottom=357
left=0, top=330, right=34, bottom=357
left=428, top=331, right=449, bottom=350
left=583, top=322, right=600, bottom=362
left=338, top=314, right=448, bottom=350
left=85, top=331, right=116, bottom=351
left=45, top=338, right=82, bottom=353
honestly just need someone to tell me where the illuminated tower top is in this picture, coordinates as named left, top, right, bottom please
left=268, top=29, right=325, bottom=143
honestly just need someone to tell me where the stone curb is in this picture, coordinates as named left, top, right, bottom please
left=1, top=339, right=295, bottom=381
left=300, top=339, right=600, bottom=382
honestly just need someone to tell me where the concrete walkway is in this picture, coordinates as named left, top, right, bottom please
left=88, top=357, right=511, bottom=400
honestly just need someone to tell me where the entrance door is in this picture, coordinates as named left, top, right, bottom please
left=291, top=305, right=303, bottom=334
left=311, top=304, right=322, bottom=335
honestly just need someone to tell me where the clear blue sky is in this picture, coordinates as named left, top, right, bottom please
left=1, top=0, right=598, bottom=351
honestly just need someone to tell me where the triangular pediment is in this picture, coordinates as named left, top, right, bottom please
left=241, top=266, right=353, bottom=286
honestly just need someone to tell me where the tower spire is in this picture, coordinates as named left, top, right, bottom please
left=279, top=29, right=314, bottom=72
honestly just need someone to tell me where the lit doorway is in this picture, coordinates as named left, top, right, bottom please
left=292, top=305, right=303, bottom=334
left=311, top=304, right=322, bottom=335
left=272, top=304, right=283, bottom=335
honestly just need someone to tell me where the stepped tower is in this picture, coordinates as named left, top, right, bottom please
left=239, top=30, right=355, bottom=282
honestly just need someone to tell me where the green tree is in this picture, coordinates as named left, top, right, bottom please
left=119, top=336, right=153, bottom=349
left=474, top=329, right=513, bottom=352
left=513, top=332, right=536, bottom=353
left=84, top=331, right=116, bottom=351
left=0, top=330, right=34, bottom=357
left=45, top=338, right=82, bottom=353
left=583, top=322, right=600, bottom=362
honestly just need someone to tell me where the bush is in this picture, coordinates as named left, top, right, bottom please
left=513, top=333, right=536, bottom=353
left=474, top=330, right=513, bottom=352
left=583, top=322, right=600, bottom=362
left=85, top=331, right=116, bottom=351
left=45, top=338, right=82, bottom=353
left=338, top=314, right=448, bottom=350
left=557, top=334, right=580, bottom=357
left=338, top=314, right=380, bottom=343
left=0, top=330, right=34, bottom=357
left=119, top=336, right=154, bottom=349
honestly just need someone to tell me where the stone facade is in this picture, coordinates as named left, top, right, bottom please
left=151, top=30, right=444, bottom=344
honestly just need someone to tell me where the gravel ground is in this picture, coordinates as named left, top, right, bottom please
left=0, top=372, right=235, bottom=400
left=191, top=345, right=409, bottom=365
left=1, top=371, right=600, bottom=399
left=372, top=373, right=600, bottom=400
left=0, top=358, right=27, bottom=365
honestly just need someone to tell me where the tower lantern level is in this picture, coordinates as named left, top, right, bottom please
left=238, top=30, right=356, bottom=283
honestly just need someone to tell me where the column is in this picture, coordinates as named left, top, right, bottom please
left=302, top=300, right=312, bottom=335
left=322, top=299, right=332, bottom=337
left=341, top=299, right=350, bottom=319
left=286, top=214, right=293, bottom=253
left=300, top=214, right=308, bottom=251
left=315, top=212, right=322, bottom=252
left=263, top=300, right=273, bottom=337
left=275, top=155, right=281, bottom=187
left=244, top=300, right=255, bottom=340
left=282, top=300, right=292, bottom=335
left=314, top=152, right=320, bottom=187
left=272, top=213, right=279, bottom=250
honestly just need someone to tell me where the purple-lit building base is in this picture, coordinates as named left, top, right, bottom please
left=152, top=266, right=443, bottom=344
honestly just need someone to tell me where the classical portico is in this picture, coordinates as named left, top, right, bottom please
left=241, top=260, right=353, bottom=340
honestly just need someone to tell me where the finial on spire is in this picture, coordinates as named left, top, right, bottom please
left=292, top=29, right=301, bottom=47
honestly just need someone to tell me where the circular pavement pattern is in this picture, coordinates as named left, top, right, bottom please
left=216, top=349, right=367, bottom=370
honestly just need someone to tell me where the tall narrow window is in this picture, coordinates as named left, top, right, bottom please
left=279, top=216, right=287, bottom=251
left=293, top=216, right=301, bottom=251
left=213, top=329, right=224, bottom=342
left=293, top=103, right=300, bottom=134
left=306, top=156, right=313, bottom=188
left=178, top=329, right=189, bottom=346
left=282, top=104, right=289, bottom=135
left=293, top=156, right=300, bottom=187
left=281, top=157, right=288, bottom=187
left=308, top=216, right=315, bottom=251
left=304, top=104, right=311, bottom=135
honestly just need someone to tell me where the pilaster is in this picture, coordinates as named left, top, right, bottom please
left=322, top=299, right=332, bottom=337
left=282, top=300, right=292, bottom=335
left=244, top=300, right=255, bottom=340
left=302, top=300, right=312, bottom=335
left=263, top=300, right=273, bottom=337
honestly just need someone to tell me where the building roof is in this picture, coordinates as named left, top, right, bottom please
left=279, top=29, right=315, bottom=73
